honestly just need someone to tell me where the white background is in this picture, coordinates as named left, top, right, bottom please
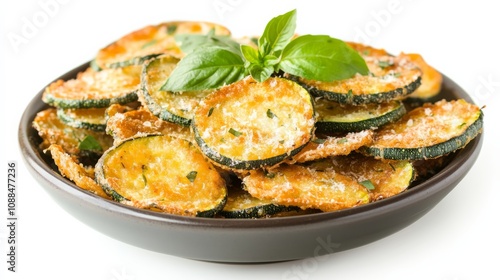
left=1, top=0, right=499, bottom=279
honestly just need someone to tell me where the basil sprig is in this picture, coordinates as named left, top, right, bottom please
left=161, top=9, right=368, bottom=92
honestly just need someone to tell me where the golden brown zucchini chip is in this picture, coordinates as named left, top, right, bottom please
left=33, top=108, right=113, bottom=159
left=43, top=65, right=141, bottom=109
left=326, top=154, right=414, bottom=201
left=192, top=77, right=315, bottom=170
left=95, top=21, right=231, bottom=69
left=288, top=130, right=374, bottom=164
left=57, top=107, right=107, bottom=131
left=297, top=53, right=422, bottom=105
left=46, top=144, right=109, bottom=199
left=243, top=164, right=371, bottom=212
left=105, top=107, right=191, bottom=145
left=402, top=53, right=443, bottom=101
left=363, top=99, right=483, bottom=160
left=95, top=135, right=227, bottom=217
left=218, top=187, right=299, bottom=219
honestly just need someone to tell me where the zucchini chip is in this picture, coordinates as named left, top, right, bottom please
left=57, top=107, right=107, bottom=131
left=33, top=108, right=113, bottom=160
left=297, top=53, right=422, bottom=105
left=105, top=107, right=191, bottom=145
left=243, top=164, right=371, bottom=212
left=46, top=144, right=109, bottom=199
left=95, top=135, right=227, bottom=217
left=403, top=53, right=443, bottom=101
left=289, top=130, right=374, bottom=164
left=219, top=187, right=299, bottom=219
left=314, top=99, right=406, bottom=133
left=141, top=55, right=211, bottom=126
left=193, top=77, right=315, bottom=170
left=363, top=99, right=483, bottom=160
left=95, top=21, right=231, bottom=69
left=43, top=65, right=141, bottom=109
left=326, top=155, right=414, bottom=201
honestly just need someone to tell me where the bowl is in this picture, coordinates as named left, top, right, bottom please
left=18, top=61, right=483, bottom=263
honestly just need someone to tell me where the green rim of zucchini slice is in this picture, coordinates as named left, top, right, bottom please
left=314, top=99, right=406, bottom=133
left=95, top=135, right=227, bottom=217
left=141, top=55, right=211, bottom=127
left=57, top=107, right=107, bottom=131
left=43, top=66, right=141, bottom=109
left=297, top=53, right=422, bottom=105
left=363, top=99, right=483, bottom=160
left=243, top=164, right=371, bottom=212
left=192, top=77, right=315, bottom=170
left=219, top=187, right=299, bottom=219
left=95, top=21, right=231, bottom=69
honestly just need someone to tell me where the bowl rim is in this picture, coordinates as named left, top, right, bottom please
left=18, top=60, right=484, bottom=230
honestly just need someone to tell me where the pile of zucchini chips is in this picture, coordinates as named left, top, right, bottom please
left=33, top=21, right=483, bottom=218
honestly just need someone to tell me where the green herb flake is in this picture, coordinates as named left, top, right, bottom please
left=378, top=60, right=394, bottom=69
left=266, top=109, right=277, bottom=119
left=186, top=171, right=198, bottom=182
left=312, top=138, right=327, bottom=144
left=208, top=107, right=214, bottom=117
left=264, top=171, right=276, bottom=179
left=229, top=128, right=242, bottom=137
left=360, top=179, right=376, bottom=190
left=337, top=137, right=348, bottom=144
left=389, top=163, right=396, bottom=171
left=167, top=24, right=178, bottom=35
left=141, top=39, right=157, bottom=49
left=78, top=135, right=102, bottom=151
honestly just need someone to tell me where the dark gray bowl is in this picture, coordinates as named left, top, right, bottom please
left=19, top=62, right=483, bottom=263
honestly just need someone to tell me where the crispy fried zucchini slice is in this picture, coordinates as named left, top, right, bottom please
left=43, top=65, right=141, bottom=109
left=95, top=21, right=231, bottom=69
left=403, top=53, right=443, bottom=101
left=314, top=99, right=406, bottom=133
left=57, top=107, right=107, bottom=131
left=243, top=164, right=371, bottom=212
left=219, top=187, right=299, bottom=219
left=46, top=144, right=109, bottom=199
left=289, top=130, right=374, bottom=164
left=297, top=53, right=422, bottom=105
left=363, top=99, right=483, bottom=160
left=105, top=107, right=191, bottom=145
left=141, top=55, right=211, bottom=126
left=193, top=77, right=315, bottom=170
left=33, top=108, right=113, bottom=161
left=94, top=135, right=227, bottom=217
left=326, top=155, right=414, bottom=201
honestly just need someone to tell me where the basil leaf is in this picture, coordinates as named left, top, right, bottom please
left=259, top=9, right=297, bottom=55
left=248, top=64, right=274, bottom=82
left=279, top=35, right=369, bottom=82
left=175, top=30, right=241, bottom=55
left=161, top=46, right=246, bottom=92
left=78, top=135, right=102, bottom=151
left=241, top=45, right=260, bottom=64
